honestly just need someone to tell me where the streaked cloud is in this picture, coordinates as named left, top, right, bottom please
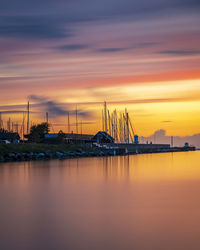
left=0, top=110, right=30, bottom=114
left=160, top=120, right=173, bottom=123
left=0, top=16, right=71, bottom=40
left=157, top=50, right=200, bottom=56
left=28, top=95, right=94, bottom=118
left=96, top=48, right=127, bottom=53
left=55, top=44, right=89, bottom=51
left=0, top=0, right=200, bottom=136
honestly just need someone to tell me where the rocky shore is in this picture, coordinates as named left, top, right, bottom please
left=0, top=143, right=115, bottom=163
left=0, top=143, right=196, bottom=163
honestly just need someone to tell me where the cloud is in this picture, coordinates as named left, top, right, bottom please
left=133, top=42, right=160, bottom=49
left=29, top=95, right=68, bottom=117
left=160, top=120, right=172, bottom=123
left=28, top=95, right=93, bottom=118
left=1, top=95, right=200, bottom=115
left=0, top=16, right=72, bottom=40
left=55, top=44, right=88, bottom=51
left=0, top=110, right=36, bottom=114
left=52, top=122, right=96, bottom=126
left=0, top=0, right=199, bottom=48
left=142, top=129, right=200, bottom=147
left=96, top=48, right=127, bottom=53
left=95, top=42, right=160, bottom=54
left=157, top=50, right=200, bottom=56
left=1, top=0, right=200, bottom=30
left=70, top=122, right=96, bottom=126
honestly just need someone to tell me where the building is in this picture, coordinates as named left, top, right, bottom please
left=43, top=131, right=115, bottom=144
left=25, top=131, right=115, bottom=145
left=64, top=133, right=94, bottom=144
left=92, top=131, right=115, bottom=144
left=43, top=133, right=94, bottom=144
left=0, top=132, right=20, bottom=144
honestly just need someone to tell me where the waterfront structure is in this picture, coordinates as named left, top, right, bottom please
left=42, top=131, right=115, bottom=145
left=92, top=131, right=115, bottom=144
left=0, top=132, right=20, bottom=144
left=43, top=133, right=94, bottom=144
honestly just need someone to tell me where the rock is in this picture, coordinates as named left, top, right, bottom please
left=15, top=153, right=21, bottom=159
left=24, top=153, right=30, bottom=159
left=76, top=148, right=83, bottom=153
left=75, top=152, right=82, bottom=156
left=45, top=151, right=52, bottom=158
left=80, top=151, right=87, bottom=157
left=8, top=153, right=16, bottom=158
left=88, top=152, right=96, bottom=156
left=56, top=152, right=64, bottom=158
left=0, top=155, right=4, bottom=162
left=17, top=154, right=24, bottom=161
left=63, top=151, right=69, bottom=155
left=37, top=153, right=45, bottom=158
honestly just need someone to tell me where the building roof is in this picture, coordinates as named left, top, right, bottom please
left=93, top=131, right=114, bottom=142
left=44, top=133, right=94, bottom=141
left=44, top=134, right=59, bottom=138
left=65, top=133, right=94, bottom=140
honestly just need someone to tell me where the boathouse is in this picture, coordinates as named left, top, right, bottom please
left=92, top=131, right=115, bottom=144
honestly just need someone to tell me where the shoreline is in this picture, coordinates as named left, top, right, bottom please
left=0, top=143, right=103, bottom=163
left=0, top=143, right=196, bottom=163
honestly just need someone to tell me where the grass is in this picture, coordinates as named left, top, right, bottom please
left=0, top=143, right=96, bottom=156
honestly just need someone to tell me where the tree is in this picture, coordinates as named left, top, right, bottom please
left=0, top=128, right=9, bottom=133
left=29, top=122, right=50, bottom=143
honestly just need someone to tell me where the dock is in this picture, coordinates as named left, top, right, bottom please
left=95, top=142, right=196, bottom=155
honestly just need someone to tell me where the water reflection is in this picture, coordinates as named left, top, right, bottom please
left=0, top=152, right=200, bottom=250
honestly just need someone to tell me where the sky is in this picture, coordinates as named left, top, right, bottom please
left=0, top=0, right=200, bottom=137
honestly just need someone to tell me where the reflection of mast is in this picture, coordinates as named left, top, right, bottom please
left=27, top=101, right=30, bottom=134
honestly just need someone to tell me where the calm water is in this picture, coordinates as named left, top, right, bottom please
left=0, top=151, right=200, bottom=250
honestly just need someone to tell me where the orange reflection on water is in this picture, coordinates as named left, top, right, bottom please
left=0, top=151, right=200, bottom=250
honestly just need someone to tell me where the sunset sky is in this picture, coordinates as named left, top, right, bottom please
left=0, top=0, right=200, bottom=136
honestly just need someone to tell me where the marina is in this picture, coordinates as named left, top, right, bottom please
left=0, top=102, right=196, bottom=163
